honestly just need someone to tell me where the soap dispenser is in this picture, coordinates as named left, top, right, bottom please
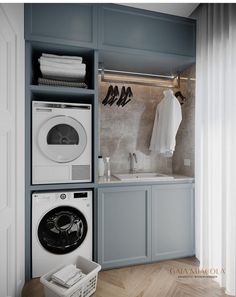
left=98, top=156, right=105, bottom=177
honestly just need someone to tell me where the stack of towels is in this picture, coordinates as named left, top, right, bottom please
left=38, top=53, right=88, bottom=88
left=51, top=264, right=84, bottom=288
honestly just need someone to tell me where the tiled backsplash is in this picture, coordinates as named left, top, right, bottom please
left=98, top=65, right=195, bottom=176
left=172, top=66, right=195, bottom=177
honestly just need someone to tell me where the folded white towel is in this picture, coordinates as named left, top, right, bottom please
left=40, top=65, right=86, bottom=75
left=42, top=53, right=83, bottom=63
left=52, top=265, right=79, bottom=282
left=64, top=272, right=84, bottom=288
left=52, top=264, right=84, bottom=288
left=52, top=272, right=84, bottom=288
left=39, top=58, right=86, bottom=70
left=40, top=65, right=86, bottom=81
left=149, top=90, right=182, bottom=156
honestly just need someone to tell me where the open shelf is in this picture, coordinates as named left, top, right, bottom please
left=30, top=84, right=95, bottom=104
left=28, top=41, right=95, bottom=89
left=29, top=183, right=96, bottom=192
left=30, top=84, right=95, bottom=96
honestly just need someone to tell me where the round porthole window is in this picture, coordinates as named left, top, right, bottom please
left=47, top=124, right=79, bottom=145
left=38, top=206, right=88, bottom=254
left=38, top=116, right=87, bottom=163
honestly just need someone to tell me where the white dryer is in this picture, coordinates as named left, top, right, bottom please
left=32, top=190, right=92, bottom=278
left=32, top=101, right=92, bottom=184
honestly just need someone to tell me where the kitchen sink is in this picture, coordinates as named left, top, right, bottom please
left=114, top=172, right=174, bottom=182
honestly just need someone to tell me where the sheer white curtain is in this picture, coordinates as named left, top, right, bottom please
left=195, top=4, right=236, bottom=295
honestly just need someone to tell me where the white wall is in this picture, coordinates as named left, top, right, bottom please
left=2, top=3, right=25, bottom=296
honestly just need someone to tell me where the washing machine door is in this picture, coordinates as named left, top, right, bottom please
left=38, top=206, right=88, bottom=254
left=38, top=116, right=87, bottom=163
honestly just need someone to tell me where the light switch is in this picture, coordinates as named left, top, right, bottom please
left=184, top=159, right=191, bottom=166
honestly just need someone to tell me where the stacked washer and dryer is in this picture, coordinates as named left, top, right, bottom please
left=31, top=101, right=93, bottom=277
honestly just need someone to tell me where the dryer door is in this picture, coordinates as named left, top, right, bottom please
left=38, top=206, right=88, bottom=254
left=38, top=116, right=87, bottom=163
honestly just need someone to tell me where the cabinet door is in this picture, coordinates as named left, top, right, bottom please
left=97, top=186, right=151, bottom=269
left=152, top=184, right=194, bottom=261
left=25, top=4, right=98, bottom=48
left=98, top=4, right=196, bottom=57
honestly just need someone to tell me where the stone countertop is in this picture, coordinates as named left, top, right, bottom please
left=98, top=174, right=194, bottom=187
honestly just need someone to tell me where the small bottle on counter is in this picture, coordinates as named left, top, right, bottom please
left=105, top=157, right=111, bottom=177
left=98, top=156, right=105, bottom=177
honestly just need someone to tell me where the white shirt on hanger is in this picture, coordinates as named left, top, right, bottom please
left=149, top=89, right=182, bottom=157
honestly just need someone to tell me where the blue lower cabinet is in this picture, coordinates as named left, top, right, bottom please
left=97, top=183, right=194, bottom=269
left=151, top=184, right=195, bottom=261
left=97, top=186, right=152, bottom=269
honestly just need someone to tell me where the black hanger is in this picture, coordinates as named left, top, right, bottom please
left=117, top=87, right=129, bottom=106
left=122, top=87, right=133, bottom=107
left=116, top=86, right=126, bottom=106
left=102, top=85, right=114, bottom=105
left=175, top=91, right=186, bottom=105
left=102, top=85, right=133, bottom=107
left=108, top=85, right=119, bottom=105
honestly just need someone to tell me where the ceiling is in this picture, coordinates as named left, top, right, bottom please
left=121, top=3, right=199, bottom=18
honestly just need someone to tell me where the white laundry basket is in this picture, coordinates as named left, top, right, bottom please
left=40, top=256, right=101, bottom=297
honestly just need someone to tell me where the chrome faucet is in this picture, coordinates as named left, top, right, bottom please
left=129, top=152, right=138, bottom=174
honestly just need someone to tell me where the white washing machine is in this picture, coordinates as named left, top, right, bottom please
left=32, top=101, right=92, bottom=184
left=32, top=190, right=93, bottom=278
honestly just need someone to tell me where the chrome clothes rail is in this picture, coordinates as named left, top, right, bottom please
left=98, top=67, right=180, bottom=88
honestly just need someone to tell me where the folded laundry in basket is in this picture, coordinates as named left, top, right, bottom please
left=42, top=53, right=83, bottom=64
left=52, top=264, right=84, bottom=288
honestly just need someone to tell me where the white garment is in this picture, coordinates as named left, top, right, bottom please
left=149, top=90, right=182, bottom=156
left=194, top=4, right=236, bottom=296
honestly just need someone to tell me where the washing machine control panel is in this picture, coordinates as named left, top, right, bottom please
left=33, top=191, right=91, bottom=204
left=56, top=192, right=89, bottom=201
left=58, top=192, right=88, bottom=199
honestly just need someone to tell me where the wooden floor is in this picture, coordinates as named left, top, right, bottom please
left=22, top=257, right=230, bottom=297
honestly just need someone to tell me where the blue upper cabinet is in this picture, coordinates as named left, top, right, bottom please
left=24, top=3, right=196, bottom=75
left=25, top=3, right=196, bottom=57
left=24, top=4, right=98, bottom=48
left=98, top=4, right=196, bottom=57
